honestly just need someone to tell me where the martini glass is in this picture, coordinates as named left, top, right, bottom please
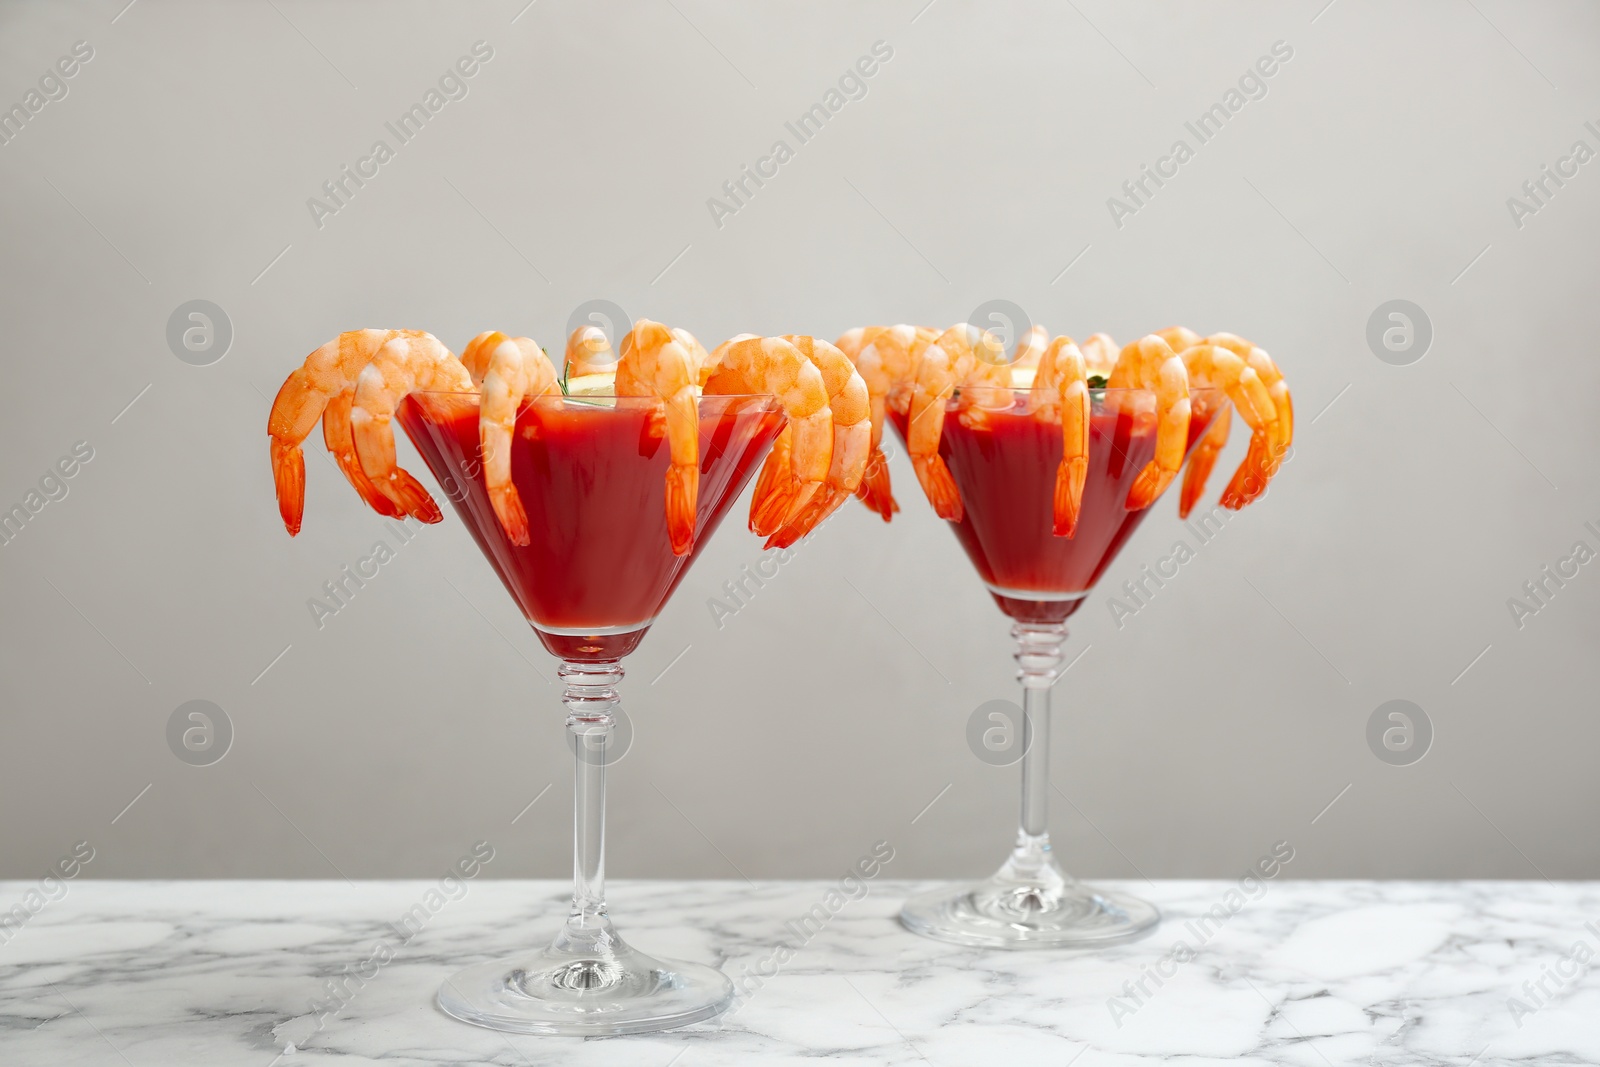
left=397, top=389, right=784, bottom=1034
left=890, top=386, right=1221, bottom=949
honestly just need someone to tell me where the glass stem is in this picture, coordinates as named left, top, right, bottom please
left=1007, top=622, right=1068, bottom=883
left=560, top=659, right=621, bottom=949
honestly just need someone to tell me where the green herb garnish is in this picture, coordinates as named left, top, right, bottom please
left=556, top=351, right=571, bottom=397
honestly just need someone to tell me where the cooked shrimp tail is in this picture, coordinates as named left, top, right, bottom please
left=323, top=390, right=402, bottom=519
left=747, top=425, right=808, bottom=534
left=270, top=437, right=306, bottom=535
left=906, top=324, right=1011, bottom=522
left=766, top=336, right=870, bottom=546
left=1178, top=405, right=1230, bottom=519
left=1111, top=335, right=1191, bottom=511
left=840, top=325, right=918, bottom=522
left=464, top=331, right=560, bottom=546
left=855, top=450, right=898, bottom=521
left=267, top=329, right=404, bottom=535
left=351, top=332, right=473, bottom=524
left=1185, top=336, right=1289, bottom=511
left=704, top=336, right=834, bottom=544
left=616, top=319, right=701, bottom=555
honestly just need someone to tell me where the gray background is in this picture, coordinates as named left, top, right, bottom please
left=2, top=0, right=1596, bottom=883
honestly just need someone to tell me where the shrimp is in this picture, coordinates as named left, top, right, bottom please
left=672, top=328, right=711, bottom=385
left=1155, top=326, right=1202, bottom=355
left=1011, top=323, right=1049, bottom=369
left=837, top=325, right=905, bottom=520
left=1178, top=406, right=1232, bottom=519
left=1080, top=332, right=1118, bottom=375
left=703, top=335, right=835, bottom=547
left=461, top=332, right=560, bottom=546
left=762, top=335, right=870, bottom=544
left=268, top=329, right=410, bottom=535
left=564, top=325, right=614, bottom=377
left=615, top=319, right=701, bottom=556
left=905, top=324, right=1012, bottom=522
left=1109, top=335, right=1191, bottom=511
left=1029, top=336, right=1092, bottom=537
left=1181, top=333, right=1293, bottom=512
left=350, top=332, right=474, bottom=524
left=702, top=333, right=757, bottom=387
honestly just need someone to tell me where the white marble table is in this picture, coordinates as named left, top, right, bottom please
left=2, top=880, right=1596, bottom=1065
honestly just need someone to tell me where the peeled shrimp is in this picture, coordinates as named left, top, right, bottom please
left=1029, top=336, right=1092, bottom=537
left=905, top=324, right=1013, bottom=522
left=1080, top=333, right=1118, bottom=375
left=703, top=336, right=835, bottom=547
left=461, top=332, right=560, bottom=546
left=837, top=325, right=909, bottom=520
left=616, top=320, right=702, bottom=556
left=1109, top=335, right=1191, bottom=511
left=1179, top=333, right=1293, bottom=512
left=268, top=329, right=409, bottom=535
left=1011, top=323, right=1049, bottom=370
left=1155, top=326, right=1202, bottom=355
left=350, top=332, right=474, bottom=524
left=671, top=328, right=711, bottom=386
left=762, top=335, right=870, bottom=544
left=564, top=325, right=614, bottom=377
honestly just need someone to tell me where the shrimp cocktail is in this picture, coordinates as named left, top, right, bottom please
left=266, top=321, right=870, bottom=1035
left=838, top=322, right=1293, bottom=949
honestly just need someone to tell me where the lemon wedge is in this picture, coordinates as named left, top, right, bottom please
left=565, top=371, right=617, bottom=396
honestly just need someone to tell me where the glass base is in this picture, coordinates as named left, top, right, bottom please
left=900, top=833, right=1159, bottom=949
left=437, top=916, right=733, bottom=1036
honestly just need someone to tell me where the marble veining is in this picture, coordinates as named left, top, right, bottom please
left=1, top=880, right=1596, bottom=1065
